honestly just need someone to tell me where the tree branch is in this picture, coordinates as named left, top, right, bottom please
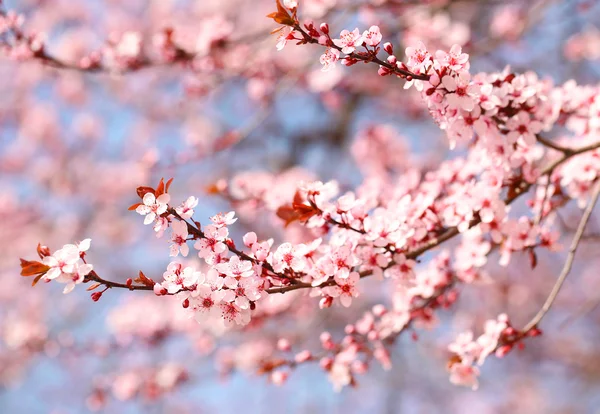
left=522, top=178, right=600, bottom=332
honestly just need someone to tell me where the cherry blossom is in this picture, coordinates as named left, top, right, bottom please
left=136, top=192, right=170, bottom=225
left=333, top=28, right=364, bottom=54
left=175, top=196, right=198, bottom=220
left=169, top=221, right=189, bottom=257
left=319, top=48, right=340, bottom=72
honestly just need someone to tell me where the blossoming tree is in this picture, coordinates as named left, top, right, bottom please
left=4, top=0, right=600, bottom=411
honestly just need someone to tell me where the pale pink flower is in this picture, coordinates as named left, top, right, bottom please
left=442, top=73, right=479, bottom=112
left=506, top=111, right=543, bottom=146
left=333, top=28, right=364, bottom=54
left=320, top=48, right=340, bottom=72
left=136, top=192, right=170, bottom=225
left=194, top=224, right=228, bottom=261
left=272, top=243, right=307, bottom=273
left=323, top=271, right=360, bottom=307
left=405, top=41, right=432, bottom=73
left=42, top=244, right=80, bottom=280
left=215, top=256, right=254, bottom=279
left=448, top=361, right=480, bottom=390
left=362, top=26, right=382, bottom=47
left=436, top=44, right=469, bottom=72
left=169, top=220, right=189, bottom=257
left=175, top=196, right=198, bottom=219
left=210, top=211, right=237, bottom=227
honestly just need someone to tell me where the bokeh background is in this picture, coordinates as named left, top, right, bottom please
left=2, top=0, right=600, bottom=412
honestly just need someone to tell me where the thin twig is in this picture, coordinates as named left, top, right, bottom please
left=522, top=179, right=600, bottom=332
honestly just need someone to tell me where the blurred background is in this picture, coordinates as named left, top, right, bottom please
left=1, top=0, right=600, bottom=412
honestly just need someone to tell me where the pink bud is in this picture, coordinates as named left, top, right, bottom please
left=351, top=360, right=368, bottom=374
left=270, top=371, right=288, bottom=386
left=386, top=55, right=397, bottom=65
left=320, top=23, right=329, bottom=35
left=372, top=304, right=387, bottom=317
left=153, top=283, right=167, bottom=296
left=344, top=324, right=355, bottom=335
left=383, top=42, right=393, bottom=54
left=243, top=232, right=257, bottom=247
left=378, top=66, right=390, bottom=76
left=294, top=350, right=312, bottom=363
left=319, top=296, right=333, bottom=309
left=277, top=338, right=291, bottom=352
left=495, top=344, right=513, bottom=358
left=320, top=357, right=333, bottom=371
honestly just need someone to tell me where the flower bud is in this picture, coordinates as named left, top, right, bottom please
left=91, top=291, right=102, bottom=302
left=383, top=42, right=393, bottom=54
left=319, top=296, right=333, bottom=309
left=277, top=338, right=291, bottom=351
left=294, top=350, right=312, bottom=363
left=320, top=23, right=329, bottom=35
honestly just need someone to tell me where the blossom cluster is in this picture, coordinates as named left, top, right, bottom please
left=20, top=240, right=93, bottom=294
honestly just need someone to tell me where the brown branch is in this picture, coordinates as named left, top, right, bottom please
left=266, top=139, right=600, bottom=294
left=522, top=178, right=600, bottom=332
left=292, top=24, right=430, bottom=81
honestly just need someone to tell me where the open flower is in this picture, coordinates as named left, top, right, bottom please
left=136, top=192, right=170, bottom=225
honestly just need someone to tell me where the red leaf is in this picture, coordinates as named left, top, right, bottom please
left=128, top=202, right=142, bottom=211
left=165, top=178, right=174, bottom=193
left=528, top=249, right=538, bottom=269
left=20, top=259, right=50, bottom=277
left=31, top=274, right=44, bottom=287
left=134, top=270, right=155, bottom=287
left=156, top=178, right=166, bottom=197
left=87, top=283, right=102, bottom=291
left=266, top=0, right=295, bottom=26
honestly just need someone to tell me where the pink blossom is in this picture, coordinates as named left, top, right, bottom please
left=175, top=196, right=198, bottom=219
left=442, top=73, right=479, bottom=112
left=169, top=220, right=189, bottom=257
left=320, top=48, right=340, bottom=72
left=210, top=211, right=237, bottom=227
left=323, top=271, right=360, bottom=307
left=362, top=26, right=382, bottom=47
left=136, top=192, right=170, bottom=225
left=405, top=41, right=432, bottom=73
left=194, top=224, right=228, bottom=262
left=435, top=44, right=469, bottom=72
left=506, top=111, right=543, bottom=146
left=333, top=28, right=364, bottom=54
left=271, top=243, right=307, bottom=273
left=448, top=361, right=480, bottom=390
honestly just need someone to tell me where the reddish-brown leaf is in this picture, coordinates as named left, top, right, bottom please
left=31, top=274, right=44, bottom=287
left=36, top=243, right=50, bottom=259
left=20, top=259, right=50, bottom=277
left=134, top=270, right=155, bottom=287
left=266, top=0, right=295, bottom=26
left=528, top=249, right=538, bottom=269
left=128, top=202, right=143, bottom=211
left=165, top=177, right=174, bottom=193
left=86, top=283, right=102, bottom=291
left=156, top=178, right=166, bottom=197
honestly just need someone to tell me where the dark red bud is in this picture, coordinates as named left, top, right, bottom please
left=320, top=23, right=329, bottom=35
left=91, top=292, right=103, bottom=302
left=383, top=42, right=393, bottom=54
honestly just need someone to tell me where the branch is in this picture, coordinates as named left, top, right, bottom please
left=522, top=178, right=600, bottom=332
left=267, top=139, right=600, bottom=294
